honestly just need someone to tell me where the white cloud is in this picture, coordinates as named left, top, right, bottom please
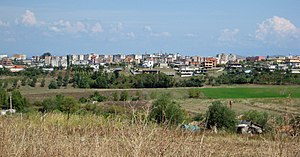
left=144, top=26, right=152, bottom=32
left=110, top=22, right=123, bottom=33
left=49, top=20, right=87, bottom=33
left=255, top=16, right=299, bottom=41
left=0, top=20, right=9, bottom=27
left=123, top=32, right=135, bottom=39
left=151, top=31, right=171, bottom=37
left=218, top=28, right=239, bottom=42
left=91, top=22, right=103, bottom=33
left=21, top=10, right=38, bottom=26
left=184, top=33, right=197, bottom=37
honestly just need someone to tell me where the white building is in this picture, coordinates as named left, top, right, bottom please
left=142, top=61, right=154, bottom=68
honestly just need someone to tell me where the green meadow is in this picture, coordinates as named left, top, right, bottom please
left=199, top=86, right=300, bottom=99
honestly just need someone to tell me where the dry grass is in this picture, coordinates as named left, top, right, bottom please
left=0, top=113, right=299, bottom=157
left=179, top=98, right=300, bottom=115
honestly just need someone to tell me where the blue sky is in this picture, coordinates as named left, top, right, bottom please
left=0, top=0, right=300, bottom=56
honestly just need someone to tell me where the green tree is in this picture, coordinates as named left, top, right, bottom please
left=41, top=98, right=56, bottom=112
left=12, top=79, right=18, bottom=88
left=60, top=97, right=79, bottom=119
left=21, top=77, right=27, bottom=86
left=41, top=52, right=52, bottom=58
left=29, top=77, right=37, bottom=87
left=57, top=72, right=63, bottom=87
left=63, top=73, right=69, bottom=87
left=48, top=80, right=58, bottom=89
left=243, top=110, right=269, bottom=130
left=3, top=81, right=8, bottom=88
left=94, top=76, right=109, bottom=88
left=149, top=94, right=185, bottom=125
left=74, top=72, right=90, bottom=88
left=90, top=91, right=107, bottom=102
left=0, top=88, right=9, bottom=108
left=40, top=78, right=46, bottom=87
left=206, top=101, right=236, bottom=131
left=11, top=90, right=29, bottom=112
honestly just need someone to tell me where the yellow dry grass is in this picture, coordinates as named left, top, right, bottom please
left=0, top=113, right=299, bottom=157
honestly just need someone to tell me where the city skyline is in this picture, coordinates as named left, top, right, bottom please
left=0, top=0, right=300, bottom=56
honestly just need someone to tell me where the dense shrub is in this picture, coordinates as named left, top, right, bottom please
left=149, top=94, right=185, bottom=125
left=120, top=91, right=129, bottom=101
left=188, top=88, right=202, bottom=98
left=89, top=91, right=107, bottom=102
left=243, top=110, right=269, bottom=130
left=41, top=94, right=79, bottom=114
left=206, top=101, right=236, bottom=131
left=48, top=80, right=58, bottom=89
left=112, top=92, right=119, bottom=101
left=11, top=90, right=29, bottom=112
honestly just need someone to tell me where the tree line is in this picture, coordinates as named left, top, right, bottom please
left=1, top=65, right=300, bottom=90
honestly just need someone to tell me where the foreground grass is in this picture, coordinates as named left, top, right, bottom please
left=0, top=113, right=299, bottom=157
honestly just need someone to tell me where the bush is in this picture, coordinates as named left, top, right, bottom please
left=12, top=90, right=29, bottom=112
left=120, top=91, right=129, bottom=101
left=243, top=110, right=269, bottom=130
left=90, top=91, right=107, bottom=102
left=48, top=80, right=58, bottom=89
left=132, top=91, right=142, bottom=101
left=188, top=89, right=202, bottom=98
left=79, top=97, right=88, bottom=103
left=206, top=101, right=236, bottom=131
left=40, top=78, right=46, bottom=87
left=112, top=92, right=119, bottom=101
left=149, top=94, right=185, bottom=125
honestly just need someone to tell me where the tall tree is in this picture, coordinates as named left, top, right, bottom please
left=0, top=88, right=9, bottom=108
left=11, top=90, right=29, bottom=112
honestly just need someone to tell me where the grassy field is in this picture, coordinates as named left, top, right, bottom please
left=3, top=86, right=300, bottom=156
left=0, top=113, right=299, bottom=157
left=199, top=86, right=300, bottom=98
left=18, top=85, right=300, bottom=115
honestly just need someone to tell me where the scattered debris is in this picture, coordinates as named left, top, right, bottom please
left=181, top=121, right=201, bottom=132
left=236, top=120, right=263, bottom=134
left=181, top=124, right=200, bottom=132
left=0, top=109, right=16, bottom=116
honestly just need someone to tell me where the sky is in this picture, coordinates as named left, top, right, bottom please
left=0, top=0, right=300, bottom=56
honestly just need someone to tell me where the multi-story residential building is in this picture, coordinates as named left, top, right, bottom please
left=286, top=58, right=300, bottom=68
left=246, top=56, right=265, bottom=62
left=202, top=57, right=217, bottom=68
left=44, top=56, right=52, bottom=66
left=216, top=53, right=228, bottom=64
left=124, top=54, right=135, bottom=64
left=113, top=54, right=125, bottom=63
left=267, top=56, right=286, bottom=63
left=216, top=53, right=237, bottom=64
left=0, top=57, right=13, bottom=66
left=69, top=54, right=79, bottom=61
left=78, top=54, right=84, bottom=61
left=31, top=56, right=41, bottom=63
left=99, top=55, right=113, bottom=64
left=228, top=54, right=237, bottom=62
left=134, top=54, right=142, bottom=64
